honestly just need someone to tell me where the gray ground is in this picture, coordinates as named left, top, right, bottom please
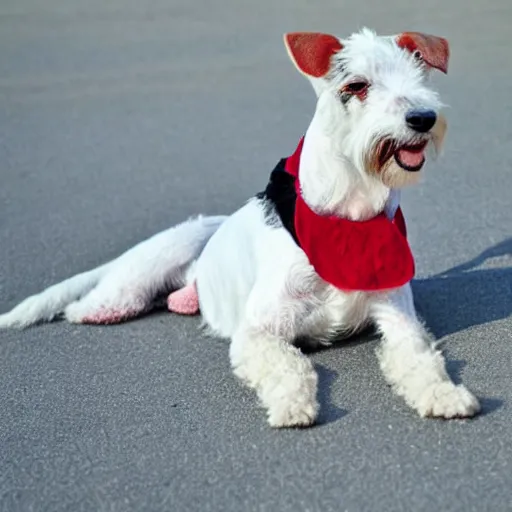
left=1, top=1, right=511, bottom=511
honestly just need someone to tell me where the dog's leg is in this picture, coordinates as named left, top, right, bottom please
left=64, top=247, right=191, bottom=325
left=224, top=237, right=322, bottom=428
left=65, top=216, right=224, bottom=324
left=230, top=324, right=318, bottom=428
left=64, top=277, right=151, bottom=324
left=372, top=283, right=480, bottom=418
left=194, top=205, right=320, bottom=427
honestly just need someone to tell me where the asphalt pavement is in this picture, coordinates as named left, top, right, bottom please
left=1, top=1, right=511, bottom=511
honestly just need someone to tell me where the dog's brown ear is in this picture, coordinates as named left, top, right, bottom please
left=396, top=32, right=449, bottom=73
left=284, top=32, right=343, bottom=78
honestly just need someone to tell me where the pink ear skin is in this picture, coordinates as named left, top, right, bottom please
left=284, top=32, right=343, bottom=78
left=396, top=32, right=450, bottom=73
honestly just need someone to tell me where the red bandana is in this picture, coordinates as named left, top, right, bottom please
left=284, top=138, right=415, bottom=292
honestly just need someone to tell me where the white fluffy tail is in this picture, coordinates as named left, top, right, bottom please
left=0, top=264, right=109, bottom=329
left=0, top=215, right=225, bottom=328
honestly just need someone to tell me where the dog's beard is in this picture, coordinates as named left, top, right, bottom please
left=365, top=114, right=447, bottom=188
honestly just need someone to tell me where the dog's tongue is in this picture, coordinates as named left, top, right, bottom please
left=397, top=146, right=425, bottom=167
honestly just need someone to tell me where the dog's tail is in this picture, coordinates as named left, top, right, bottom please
left=0, top=263, right=110, bottom=329
left=0, top=215, right=226, bottom=329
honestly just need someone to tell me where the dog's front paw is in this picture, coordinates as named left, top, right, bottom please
left=264, top=371, right=319, bottom=428
left=416, top=382, right=480, bottom=419
left=267, top=394, right=319, bottom=428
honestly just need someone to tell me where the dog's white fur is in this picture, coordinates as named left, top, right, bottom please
left=0, top=29, right=480, bottom=426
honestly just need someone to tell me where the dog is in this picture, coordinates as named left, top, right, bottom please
left=0, top=28, right=481, bottom=427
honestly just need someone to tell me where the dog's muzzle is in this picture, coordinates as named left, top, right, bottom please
left=378, top=139, right=428, bottom=173
left=393, top=140, right=428, bottom=172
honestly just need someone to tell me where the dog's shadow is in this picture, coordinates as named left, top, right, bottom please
left=412, top=237, right=512, bottom=339
left=312, top=238, right=512, bottom=423
left=315, top=365, right=348, bottom=425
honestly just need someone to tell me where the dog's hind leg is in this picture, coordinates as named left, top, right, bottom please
left=1, top=215, right=225, bottom=328
left=167, top=282, right=199, bottom=316
left=64, top=279, right=152, bottom=325
left=63, top=216, right=225, bottom=325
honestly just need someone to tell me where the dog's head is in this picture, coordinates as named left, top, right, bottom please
left=284, top=28, right=448, bottom=190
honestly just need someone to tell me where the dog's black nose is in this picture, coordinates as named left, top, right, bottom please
left=405, top=109, right=437, bottom=133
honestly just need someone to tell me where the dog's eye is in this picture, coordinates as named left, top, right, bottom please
left=345, top=81, right=369, bottom=93
left=341, top=81, right=370, bottom=101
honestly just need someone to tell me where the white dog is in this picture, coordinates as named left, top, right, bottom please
left=1, top=28, right=480, bottom=427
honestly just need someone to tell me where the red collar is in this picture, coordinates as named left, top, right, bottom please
left=284, top=137, right=415, bottom=292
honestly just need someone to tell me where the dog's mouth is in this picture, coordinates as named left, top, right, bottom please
left=379, top=140, right=428, bottom=172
